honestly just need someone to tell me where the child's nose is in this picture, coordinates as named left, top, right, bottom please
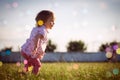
left=50, top=22, right=55, bottom=26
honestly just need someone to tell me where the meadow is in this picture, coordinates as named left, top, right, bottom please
left=0, top=62, right=120, bottom=80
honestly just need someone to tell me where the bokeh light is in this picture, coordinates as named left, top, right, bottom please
left=73, top=64, right=79, bottom=70
left=113, top=68, right=119, bottom=75
left=106, top=52, right=112, bottom=58
left=116, top=48, right=120, bottom=54
left=113, top=44, right=118, bottom=50
left=5, top=50, right=11, bottom=55
left=12, top=2, right=18, bottom=8
left=24, top=60, right=28, bottom=64
left=0, top=61, right=3, bottom=67
left=106, top=71, right=112, bottom=78
left=100, top=2, right=107, bottom=9
left=105, top=47, right=111, bottom=52
left=28, top=66, right=33, bottom=71
left=16, top=62, right=21, bottom=67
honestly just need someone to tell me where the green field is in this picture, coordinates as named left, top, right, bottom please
left=0, top=62, right=120, bottom=80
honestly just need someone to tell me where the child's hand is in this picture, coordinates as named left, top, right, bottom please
left=39, top=55, right=44, bottom=60
left=31, top=49, right=38, bottom=58
left=32, top=51, right=36, bottom=55
left=32, top=48, right=37, bottom=54
left=36, top=52, right=45, bottom=59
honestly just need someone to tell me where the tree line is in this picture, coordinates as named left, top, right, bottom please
left=0, top=40, right=119, bottom=53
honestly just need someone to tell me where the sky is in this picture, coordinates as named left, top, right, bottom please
left=0, top=0, right=120, bottom=52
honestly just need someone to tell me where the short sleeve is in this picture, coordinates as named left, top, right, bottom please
left=38, top=27, right=46, bottom=38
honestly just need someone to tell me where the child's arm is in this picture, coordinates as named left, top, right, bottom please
left=36, top=52, right=45, bottom=59
left=32, top=34, right=44, bottom=54
left=33, top=34, right=43, bottom=50
left=32, top=34, right=45, bottom=59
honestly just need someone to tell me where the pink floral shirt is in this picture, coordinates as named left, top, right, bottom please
left=21, top=26, right=48, bottom=58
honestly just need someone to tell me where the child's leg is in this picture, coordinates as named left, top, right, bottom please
left=32, top=58, right=41, bottom=75
left=21, top=51, right=31, bottom=72
left=32, top=65, right=40, bottom=75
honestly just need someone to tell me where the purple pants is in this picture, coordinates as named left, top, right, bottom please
left=21, top=51, right=41, bottom=75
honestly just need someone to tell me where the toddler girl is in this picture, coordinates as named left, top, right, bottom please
left=21, top=10, right=55, bottom=75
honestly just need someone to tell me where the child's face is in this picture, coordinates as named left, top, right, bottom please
left=44, top=16, right=55, bottom=29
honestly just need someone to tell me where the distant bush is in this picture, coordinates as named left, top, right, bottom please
left=98, top=41, right=119, bottom=52
left=0, top=47, right=12, bottom=52
left=67, top=40, right=87, bottom=52
left=45, top=40, right=57, bottom=52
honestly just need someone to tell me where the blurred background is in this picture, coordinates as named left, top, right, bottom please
left=0, top=1, right=120, bottom=79
left=0, top=0, right=120, bottom=52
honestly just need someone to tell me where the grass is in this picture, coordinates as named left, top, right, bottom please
left=0, top=62, right=120, bottom=80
